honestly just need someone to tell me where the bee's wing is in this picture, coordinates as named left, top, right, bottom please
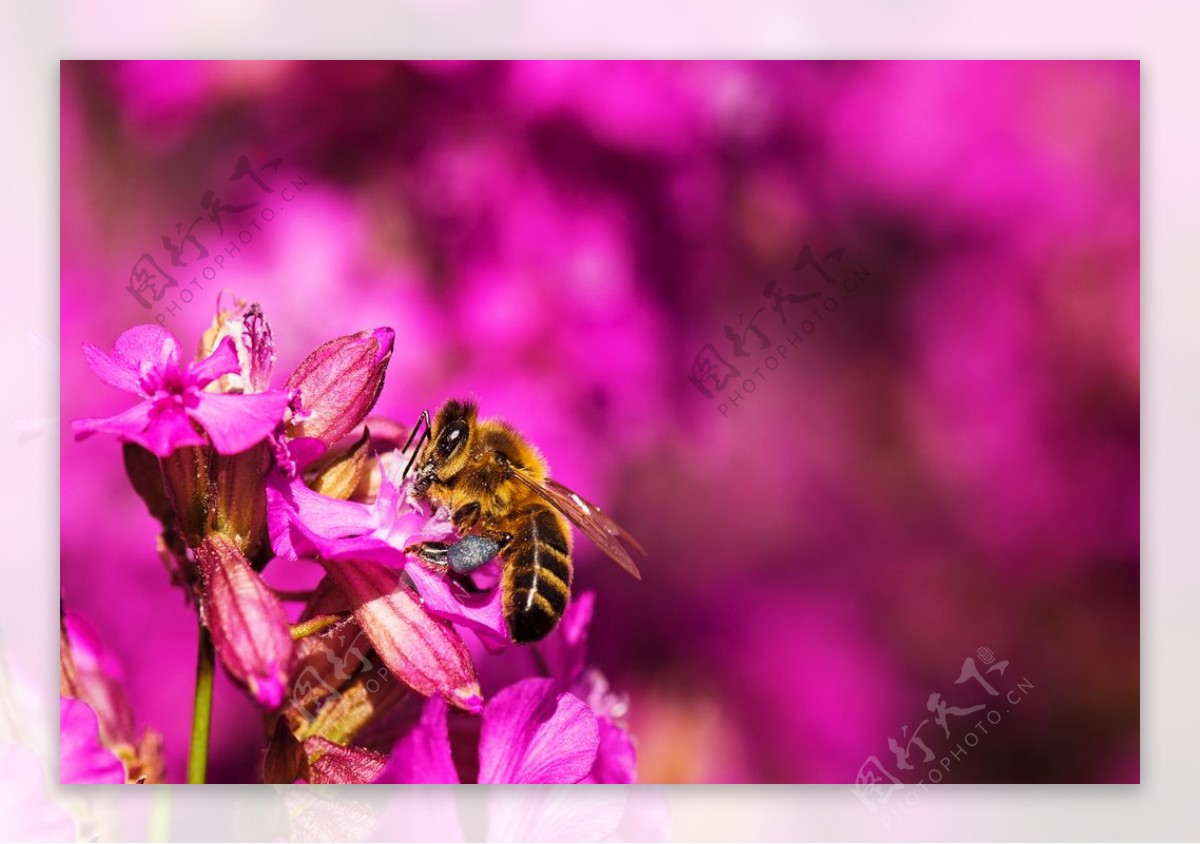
left=509, top=471, right=643, bottom=580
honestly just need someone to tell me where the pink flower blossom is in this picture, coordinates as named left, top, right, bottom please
left=72, top=324, right=288, bottom=457
left=61, top=611, right=164, bottom=783
left=532, top=592, right=636, bottom=783
left=67, top=297, right=639, bottom=784
left=59, top=697, right=125, bottom=784
left=267, top=450, right=508, bottom=648
left=379, top=677, right=600, bottom=784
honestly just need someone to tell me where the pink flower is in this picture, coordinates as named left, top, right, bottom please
left=268, top=451, right=508, bottom=649
left=59, top=697, right=125, bottom=784
left=67, top=299, right=641, bottom=784
left=379, top=677, right=600, bottom=784
left=72, top=324, right=288, bottom=457
left=527, top=592, right=637, bottom=783
left=61, top=611, right=164, bottom=783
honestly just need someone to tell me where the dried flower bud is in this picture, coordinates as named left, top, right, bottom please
left=241, top=304, right=277, bottom=393
left=263, top=717, right=304, bottom=784
left=196, top=535, right=296, bottom=708
left=284, top=616, right=365, bottom=729
left=285, top=328, right=394, bottom=446
left=302, top=737, right=388, bottom=784
left=200, top=297, right=277, bottom=394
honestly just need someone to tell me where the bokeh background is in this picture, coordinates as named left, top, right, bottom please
left=59, top=60, right=1139, bottom=784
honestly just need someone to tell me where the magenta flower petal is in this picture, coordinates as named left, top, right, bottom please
left=74, top=324, right=288, bottom=457
left=112, top=323, right=180, bottom=369
left=478, top=678, right=599, bottom=784
left=192, top=390, right=289, bottom=454
left=81, top=342, right=145, bottom=395
left=59, top=697, right=125, bottom=784
left=196, top=535, right=296, bottom=708
left=407, top=562, right=507, bottom=651
left=142, top=404, right=208, bottom=457
left=583, top=716, right=637, bottom=784
left=535, top=591, right=595, bottom=687
left=267, top=474, right=378, bottom=557
left=322, top=559, right=482, bottom=712
left=72, top=400, right=157, bottom=444
left=188, top=335, right=242, bottom=386
left=74, top=400, right=209, bottom=457
left=378, top=695, right=461, bottom=784
left=81, top=323, right=179, bottom=392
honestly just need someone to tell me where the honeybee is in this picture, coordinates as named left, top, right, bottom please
left=401, top=399, right=643, bottom=643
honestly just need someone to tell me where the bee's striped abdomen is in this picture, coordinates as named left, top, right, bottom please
left=501, top=504, right=573, bottom=643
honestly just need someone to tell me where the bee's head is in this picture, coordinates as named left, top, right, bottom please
left=413, top=398, right=476, bottom=489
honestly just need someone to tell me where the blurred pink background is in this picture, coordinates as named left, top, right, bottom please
left=59, top=60, right=1139, bottom=784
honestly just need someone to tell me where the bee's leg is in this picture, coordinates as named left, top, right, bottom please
left=408, top=504, right=506, bottom=574
left=409, top=541, right=451, bottom=569
left=403, top=537, right=499, bottom=575
left=407, top=503, right=483, bottom=569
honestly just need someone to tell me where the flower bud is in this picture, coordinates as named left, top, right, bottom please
left=284, top=616, right=364, bottom=728
left=285, top=328, right=394, bottom=446
left=60, top=611, right=165, bottom=783
left=321, top=559, right=482, bottom=712
left=196, top=534, right=296, bottom=708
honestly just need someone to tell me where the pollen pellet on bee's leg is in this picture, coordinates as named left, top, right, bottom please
left=447, top=534, right=500, bottom=574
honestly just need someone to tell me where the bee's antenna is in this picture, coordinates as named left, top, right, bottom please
left=402, top=409, right=431, bottom=479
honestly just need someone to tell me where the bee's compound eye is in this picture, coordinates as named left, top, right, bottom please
left=438, top=420, right=468, bottom=458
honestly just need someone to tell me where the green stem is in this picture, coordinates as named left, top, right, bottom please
left=187, top=626, right=215, bottom=785
left=290, top=612, right=348, bottom=640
